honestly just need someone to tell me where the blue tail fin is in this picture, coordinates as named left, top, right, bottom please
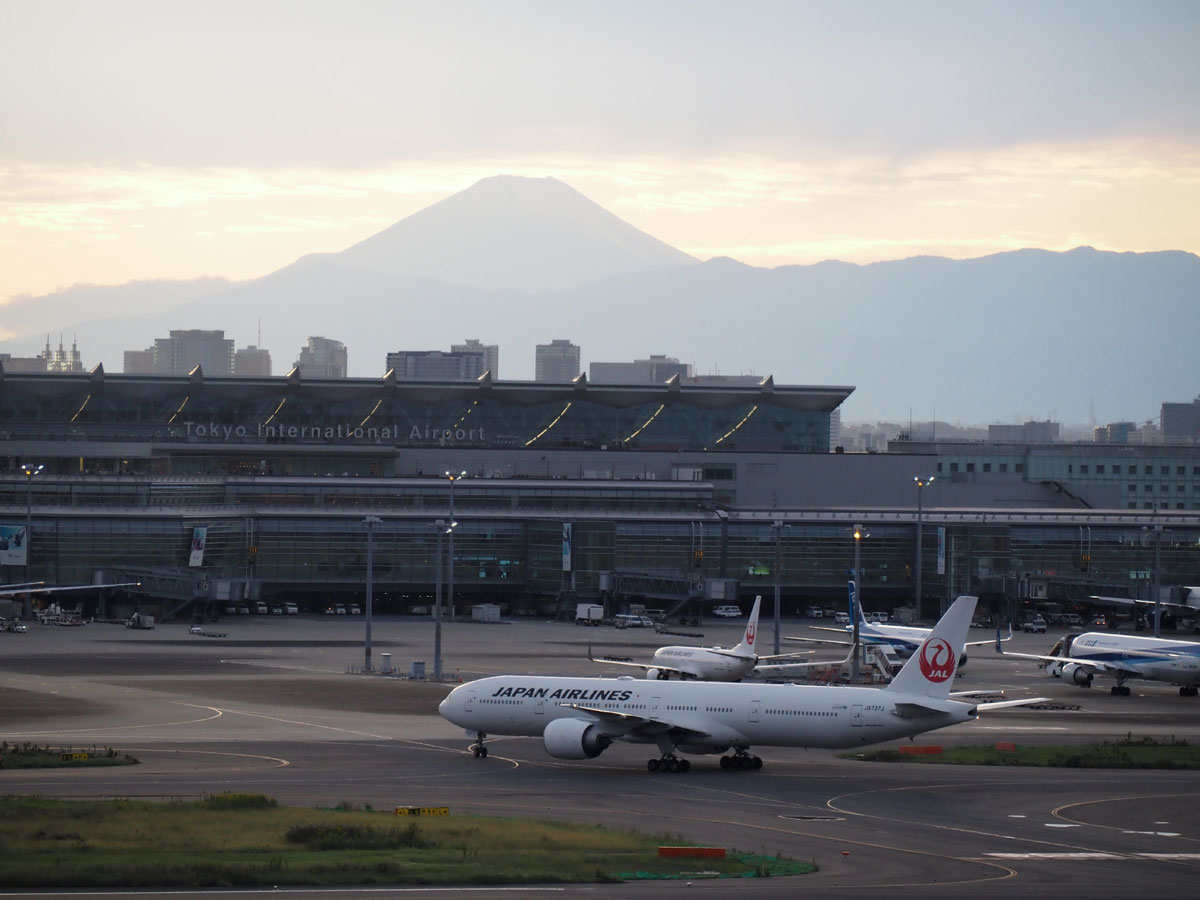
left=848, top=580, right=870, bottom=628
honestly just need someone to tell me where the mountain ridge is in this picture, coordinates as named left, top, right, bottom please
left=1, top=176, right=1196, bottom=424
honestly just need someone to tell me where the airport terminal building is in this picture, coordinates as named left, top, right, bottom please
left=3, top=366, right=1199, bottom=622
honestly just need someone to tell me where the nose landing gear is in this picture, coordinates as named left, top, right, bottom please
left=469, top=731, right=488, bottom=758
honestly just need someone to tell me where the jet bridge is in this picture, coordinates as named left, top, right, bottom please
left=598, top=571, right=739, bottom=624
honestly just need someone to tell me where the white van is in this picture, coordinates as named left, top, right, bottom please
left=713, top=605, right=742, bottom=618
left=614, top=613, right=652, bottom=628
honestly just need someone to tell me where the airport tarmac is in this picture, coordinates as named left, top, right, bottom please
left=2, top=613, right=1199, bottom=899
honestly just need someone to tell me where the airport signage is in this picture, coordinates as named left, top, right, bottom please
left=0, top=524, right=28, bottom=566
left=182, top=421, right=486, bottom=445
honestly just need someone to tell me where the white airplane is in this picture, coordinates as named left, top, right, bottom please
left=999, top=631, right=1200, bottom=697
left=793, top=582, right=1009, bottom=665
left=438, top=595, right=1044, bottom=772
left=0, top=581, right=141, bottom=598
left=1086, top=588, right=1200, bottom=632
left=588, top=596, right=816, bottom=681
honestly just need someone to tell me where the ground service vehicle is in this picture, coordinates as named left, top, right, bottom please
left=575, top=604, right=604, bottom=625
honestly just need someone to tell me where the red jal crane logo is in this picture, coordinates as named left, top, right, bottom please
left=918, top=637, right=955, bottom=683
left=745, top=623, right=756, bottom=646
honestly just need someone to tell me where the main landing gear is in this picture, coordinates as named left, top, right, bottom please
left=1180, top=686, right=1199, bottom=697
left=1111, top=684, right=1132, bottom=696
left=647, top=754, right=691, bottom=773
left=720, top=750, right=763, bottom=771
left=469, top=731, right=489, bottom=758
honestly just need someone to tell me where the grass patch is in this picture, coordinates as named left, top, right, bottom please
left=0, top=741, right=137, bottom=769
left=845, top=735, right=1200, bottom=768
left=0, top=795, right=808, bottom=887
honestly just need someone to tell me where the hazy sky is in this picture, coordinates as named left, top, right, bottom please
left=2, top=0, right=1198, bottom=307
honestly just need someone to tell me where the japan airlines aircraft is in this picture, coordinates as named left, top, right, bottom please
left=439, top=595, right=1043, bottom=772
left=588, top=596, right=815, bottom=681
left=793, top=582, right=1009, bottom=665
left=1000, top=631, right=1200, bottom=697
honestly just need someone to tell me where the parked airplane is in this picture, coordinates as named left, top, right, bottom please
left=793, top=582, right=1009, bottom=665
left=439, top=595, right=1043, bottom=772
left=1000, top=631, right=1200, bottom=696
left=0, top=581, right=141, bottom=598
left=588, top=596, right=817, bottom=681
left=1085, top=588, right=1200, bottom=632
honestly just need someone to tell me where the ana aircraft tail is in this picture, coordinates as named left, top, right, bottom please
left=885, top=596, right=977, bottom=698
left=732, top=595, right=762, bottom=655
left=848, top=580, right=872, bottom=629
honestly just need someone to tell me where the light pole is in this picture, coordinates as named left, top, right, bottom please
left=772, top=521, right=782, bottom=655
left=445, top=471, right=466, bottom=622
left=363, top=515, right=381, bottom=672
left=21, top=463, right=43, bottom=566
left=19, top=463, right=43, bottom=620
left=851, top=524, right=865, bottom=680
left=1152, top=522, right=1163, bottom=638
left=433, top=518, right=452, bottom=680
left=913, top=475, right=934, bottom=615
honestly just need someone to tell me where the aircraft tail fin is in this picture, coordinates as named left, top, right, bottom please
left=885, top=595, right=977, bottom=698
left=733, top=595, right=762, bottom=655
left=849, top=580, right=872, bottom=628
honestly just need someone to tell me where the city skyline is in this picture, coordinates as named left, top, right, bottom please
left=3, top=1, right=1198, bottom=304
left=3, top=325, right=1191, bottom=435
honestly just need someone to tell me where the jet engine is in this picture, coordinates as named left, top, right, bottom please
left=645, top=668, right=669, bottom=680
left=1060, top=662, right=1094, bottom=686
left=542, top=717, right=613, bottom=759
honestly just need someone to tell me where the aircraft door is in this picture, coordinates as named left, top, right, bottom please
left=749, top=700, right=760, bottom=723
left=651, top=696, right=661, bottom=720
left=535, top=698, right=545, bottom=715
left=464, top=691, right=475, bottom=713
left=851, top=704, right=863, bottom=727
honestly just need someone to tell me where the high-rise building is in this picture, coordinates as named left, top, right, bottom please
left=235, top=345, right=272, bottom=377
left=989, top=421, right=1060, bottom=443
left=589, top=355, right=692, bottom=384
left=152, top=329, right=234, bottom=376
left=1093, top=422, right=1136, bottom=445
left=385, top=349, right=486, bottom=381
left=0, top=353, right=46, bottom=373
left=295, top=337, right=347, bottom=378
left=123, top=349, right=155, bottom=374
left=43, top=335, right=84, bottom=372
left=451, top=339, right=499, bottom=378
left=1162, top=397, right=1200, bottom=442
left=535, top=339, right=580, bottom=383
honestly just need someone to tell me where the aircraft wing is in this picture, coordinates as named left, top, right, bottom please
left=975, top=697, right=1049, bottom=711
left=785, top=635, right=852, bottom=647
left=967, top=625, right=1013, bottom=648
left=588, top=656, right=692, bottom=679
left=755, top=650, right=817, bottom=662
left=998, top=648, right=1142, bottom=679
left=1088, top=594, right=1199, bottom=614
left=752, top=656, right=846, bottom=675
left=0, top=581, right=141, bottom=598
left=556, top=702, right=712, bottom=741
